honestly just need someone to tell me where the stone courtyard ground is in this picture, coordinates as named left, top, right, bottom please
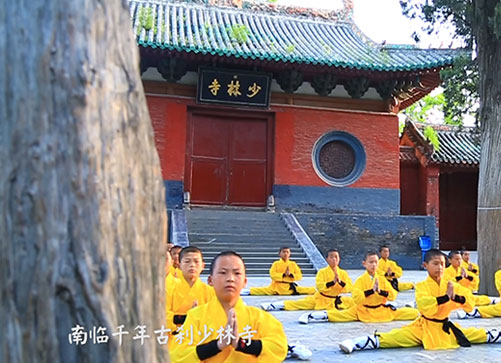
left=227, top=269, right=501, bottom=363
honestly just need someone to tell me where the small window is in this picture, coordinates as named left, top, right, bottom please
left=312, top=131, right=366, bottom=186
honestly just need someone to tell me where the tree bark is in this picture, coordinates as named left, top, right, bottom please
left=474, top=0, right=501, bottom=295
left=0, top=1, right=168, bottom=362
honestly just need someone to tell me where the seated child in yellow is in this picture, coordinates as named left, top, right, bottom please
left=461, top=250, right=480, bottom=290
left=476, top=269, right=501, bottom=318
left=338, top=249, right=501, bottom=354
left=377, top=245, right=414, bottom=291
left=248, top=247, right=315, bottom=296
left=298, top=252, right=418, bottom=324
left=444, top=251, right=491, bottom=306
left=165, top=247, right=179, bottom=306
left=170, top=251, right=288, bottom=363
left=166, top=247, right=215, bottom=348
left=453, top=267, right=501, bottom=319
left=260, top=249, right=354, bottom=311
left=170, top=245, right=183, bottom=279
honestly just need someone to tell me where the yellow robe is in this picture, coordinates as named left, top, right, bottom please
left=172, top=267, right=182, bottom=279
left=165, top=273, right=179, bottom=307
left=379, top=276, right=487, bottom=350
left=170, top=298, right=288, bottom=362
left=478, top=269, right=501, bottom=318
left=166, top=276, right=215, bottom=346
left=377, top=258, right=414, bottom=291
left=284, top=266, right=354, bottom=310
left=327, top=271, right=418, bottom=323
left=461, top=260, right=480, bottom=290
left=444, top=265, right=491, bottom=306
left=250, top=259, right=315, bottom=295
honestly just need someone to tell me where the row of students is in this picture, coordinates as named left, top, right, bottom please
left=339, top=249, right=501, bottom=354
left=166, top=244, right=500, bottom=360
left=165, top=246, right=312, bottom=361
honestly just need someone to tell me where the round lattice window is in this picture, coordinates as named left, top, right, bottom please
left=312, top=131, right=366, bottom=186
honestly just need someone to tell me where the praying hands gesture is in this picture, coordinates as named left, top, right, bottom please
left=446, top=281, right=456, bottom=300
left=386, top=267, right=393, bottom=277
left=284, top=266, right=291, bottom=277
left=217, top=308, right=239, bottom=350
left=333, top=269, right=339, bottom=285
left=373, top=278, right=380, bottom=293
left=461, top=267, right=468, bottom=279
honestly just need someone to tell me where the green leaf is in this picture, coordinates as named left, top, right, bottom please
left=423, top=126, right=440, bottom=151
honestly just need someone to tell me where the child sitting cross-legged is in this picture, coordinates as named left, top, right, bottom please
left=170, top=251, right=312, bottom=362
left=339, top=249, right=501, bottom=354
left=260, top=249, right=354, bottom=312
left=298, top=251, right=418, bottom=324
left=241, top=247, right=316, bottom=296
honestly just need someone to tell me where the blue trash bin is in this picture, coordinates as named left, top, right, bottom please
left=418, top=236, right=432, bottom=268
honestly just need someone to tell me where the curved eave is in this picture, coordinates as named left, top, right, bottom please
left=137, top=39, right=456, bottom=73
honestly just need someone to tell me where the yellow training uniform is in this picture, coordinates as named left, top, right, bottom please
left=250, top=259, right=315, bottom=296
left=165, top=272, right=179, bottom=306
left=283, top=266, right=355, bottom=310
left=478, top=270, right=501, bottom=318
left=172, top=267, right=182, bottom=279
left=461, top=260, right=480, bottom=290
left=166, top=276, right=215, bottom=347
left=326, top=271, right=418, bottom=323
left=170, top=298, right=288, bottom=362
left=444, top=265, right=491, bottom=306
left=379, top=276, right=487, bottom=350
left=377, top=258, right=414, bottom=291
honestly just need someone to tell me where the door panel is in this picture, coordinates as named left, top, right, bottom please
left=228, top=119, right=267, bottom=205
left=187, top=111, right=271, bottom=206
left=189, top=116, right=228, bottom=205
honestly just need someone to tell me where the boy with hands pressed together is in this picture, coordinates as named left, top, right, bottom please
left=339, top=249, right=501, bottom=354
left=171, top=251, right=311, bottom=362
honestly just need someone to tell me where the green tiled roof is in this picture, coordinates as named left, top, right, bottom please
left=130, top=0, right=466, bottom=72
left=410, top=122, right=481, bottom=166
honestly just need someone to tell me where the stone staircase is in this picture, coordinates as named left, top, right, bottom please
left=185, top=209, right=316, bottom=275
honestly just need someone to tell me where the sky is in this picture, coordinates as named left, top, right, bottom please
left=277, top=0, right=455, bottom=47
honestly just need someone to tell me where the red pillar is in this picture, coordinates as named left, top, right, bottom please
left=420, top=164, right=440, bottom=225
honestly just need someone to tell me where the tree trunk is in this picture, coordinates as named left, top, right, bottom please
left=0, top=1, right=168, bottom=362
left=474, top=0, right=501, bottom=295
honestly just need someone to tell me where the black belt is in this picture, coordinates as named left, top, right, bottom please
left=363, top=303, right=396, bottom=311
left=288, top=282, right=299, bottom=295
left=390, top=278, right=399, bottom=292
left=319, top=292, right=343, bottom=309
left=423, top=316, right=471, bottom=347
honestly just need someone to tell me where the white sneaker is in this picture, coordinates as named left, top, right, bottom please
left=288, top=342, right=312, bottom=360
left=339, top=338, right=356, bottom=354
left=240, top=288, right=250, bottom=296
left=456, top=308, right=481, bottom=319
left=453, top=309, right=467, bottom=319
left=298, top=311, right=328, bottom=324
left=487, top=329, right=501, bottom=343
left=492, top=297, right=500, bottom=305
left=259, top=302, right=283, bottom=311
left=340, top=335, right=379, bottom=353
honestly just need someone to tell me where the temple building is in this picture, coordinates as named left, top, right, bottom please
left=130, top=0, right=466, bottom=269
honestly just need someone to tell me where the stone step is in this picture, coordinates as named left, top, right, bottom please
left=189, top=237, right=297, bottom=244
left=201, top=267, right=317, bottom=275
left=193, top=245, right=304, bottom=253
left=188, top=232, right=293, bottom=238
left=201, top=256, right=309, bottom=262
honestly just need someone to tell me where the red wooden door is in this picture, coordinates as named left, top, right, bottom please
left=186, top=111, right=271, bottom=206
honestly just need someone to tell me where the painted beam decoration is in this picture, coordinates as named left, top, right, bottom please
left=197, top=67, right=271, bottom=108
